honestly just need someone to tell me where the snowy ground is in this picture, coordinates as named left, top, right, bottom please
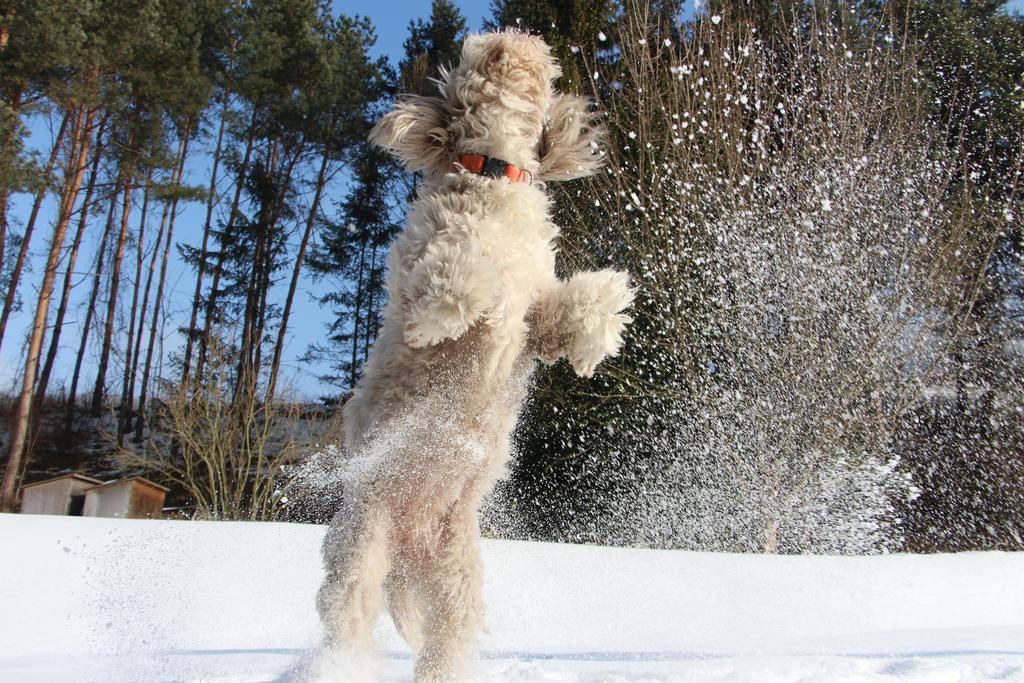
left=2, top=514, right=1024, bottom=682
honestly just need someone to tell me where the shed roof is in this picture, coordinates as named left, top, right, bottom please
left=21, top=473, right=103, bottom=490
left=85, top=476, right=170, bottom=493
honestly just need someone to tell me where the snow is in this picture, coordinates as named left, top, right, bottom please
left=2, top=514, right=1024, bottom=682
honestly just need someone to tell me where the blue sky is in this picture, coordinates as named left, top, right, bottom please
left=333, top=0, right=491, bottom=60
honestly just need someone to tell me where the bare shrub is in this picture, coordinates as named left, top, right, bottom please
left=113, top=336, right=342, bottom=520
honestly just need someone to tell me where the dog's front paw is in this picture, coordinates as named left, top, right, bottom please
left=564, top=270, right=635, bottom=377
left=569, top=310, right=632, bottom=377
left=403, top=260, right=503, bottom=348
left=403, top=296, right=472, bottom=348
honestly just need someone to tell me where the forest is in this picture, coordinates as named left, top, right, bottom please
left=0, top=0, right=1022, bottom=554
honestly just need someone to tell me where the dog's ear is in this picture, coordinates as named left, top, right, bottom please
left=537, top=94, right=606, bottom=182
left=368, top=95, right=450, bottom=174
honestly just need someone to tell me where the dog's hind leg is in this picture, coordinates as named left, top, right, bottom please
left=413, top=505, right=485, bottom=683
left=318, top=500, right=393, bottom=661
left=385, top=562, right=426, bottom=653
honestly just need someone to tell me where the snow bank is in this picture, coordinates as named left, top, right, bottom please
left=2, top=513, right=1023, bottom=682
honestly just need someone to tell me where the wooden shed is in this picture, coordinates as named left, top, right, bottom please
left=19, top=474, right=103, bottom=516
left=82, top=476, right=169, bottom=519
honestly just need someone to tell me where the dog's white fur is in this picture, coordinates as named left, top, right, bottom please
left=317, top=31, right=634, bottom=683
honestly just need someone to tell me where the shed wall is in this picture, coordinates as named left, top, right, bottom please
left=20, top=480, right=72, bottom=515
left=128, top=487, right=164, bottom=518
left=84, top=487, right=132, bottom=518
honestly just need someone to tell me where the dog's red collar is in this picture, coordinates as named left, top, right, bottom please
left=451, top=154, right=529, bottom=183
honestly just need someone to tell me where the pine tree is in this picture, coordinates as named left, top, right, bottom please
left=33, top=113, right=110, bottom=412
left=0, top=0, right=91, bottom=289
left=399, top=0, right=467, bottom=95
left=0, top=0, right=133, bottom=509
left=179, top=0, right=242, bottom=386
left=114, top=0, right=216, bottom=436
left=191, top=0, right=324, bottom=388
left=302, top=1, right=466, bottom=395
left=265, top=13, right=387, bottom=403
left=88, top=0, right=207, bottom=417
left=134, top=129, right=196, bottom=441
left=0, top=0, right=90, bottom=355
left=0, top=113, right=67, bottom=359
left=305, top=141, right=399, bottom=391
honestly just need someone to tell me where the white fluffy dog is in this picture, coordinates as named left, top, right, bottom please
left=317, top=30, right=634, bottom=683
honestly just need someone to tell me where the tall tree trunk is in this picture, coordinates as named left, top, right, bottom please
left=350, top=236, right=368, bottom=390
left=34, top=115, right=108, bottom=405
left=0, top=105, right=92, bottom=511
left=247, top=145, right=298, bottom=392
left=266, top=151, right=330, bottom=403
left=235, top=211, right=265, bottom=390
left=0, top=5, right=16, bottom=51
left=0, top=18, right=29, bottom=320
left=0, top=188, right=8, bottom=282
left=124, top=206, right=167, bottom=435
left=129, top=132, right=191, bottom=436
left=65, top=184, right=118, bottom=432
left=0, top=89, right=23, bottom=281
left=0, top=14, right=11, bottom=50
left=196, top=113, right=258, bottom=383
left=181, top=94, right=230, bottom=384
left=90, top=173, right=134, bottom=417
left=116, top=176, right=152, bottom=441
left=0, top=113, right=69, bottom=357
left=251, top=220, right=276, bottom=382
left=237, top=142, right=298, bottom=404
left=235, top=140, right=279, bottom=394
left=253, top=243, right=271, bottom=378
left=135, top=134, right=191, bottom=442
left=363, top=243, right=380, bottom=363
